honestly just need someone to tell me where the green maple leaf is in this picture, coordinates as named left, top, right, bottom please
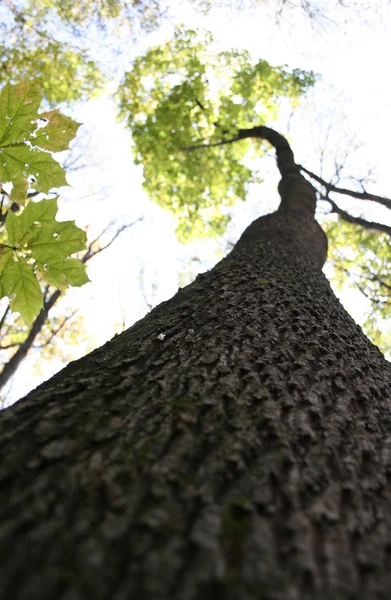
left=0, top=80, right=42, bottom=147
left=0, top=198, right=88, bottom=323
left=35, top=109, right=80, bottom=152
left=0, top=246, right=14, bottom=281
left=5, top=196, right=58, bottom=246
left=0, top=257, right=43, bottom=323
left=0, top=80, right=81, bottom=204
left=0, top=144, right=67, bottom=198
left=37, top=258, right=88, bottom=290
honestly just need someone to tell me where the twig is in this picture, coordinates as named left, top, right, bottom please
left=300, top=164, right=391, bottom=211
left=324, top=195, right=391, bottom=237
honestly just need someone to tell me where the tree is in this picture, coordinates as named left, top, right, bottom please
left=1, top=128, right=391, bottom=599
left=0, top=0, right=165, bottom=104
left=118, top=29, right=391, bottom=353
left=0, top=218, right=140, bottom=394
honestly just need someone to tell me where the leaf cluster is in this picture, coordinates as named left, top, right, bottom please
left=118, top=28, right=316, bottom=240
left=28, top=0, right=162, bottom=30
left=0, top=198, right=88, bottom=322
left=0, top=81, right=80, bottom=203
left=0, top=0, right=163, bottom=105
left=0, top=81, right=88, bottom=323
left=325, top=216, right=391, bottom=353
left=0, top=40, right=103, bottom=106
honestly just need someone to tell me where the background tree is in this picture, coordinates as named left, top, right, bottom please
left=2, top=0, right=333, bottom=105
left=2, top=0, right=381, bottom=105
left=0, top=218, right=141, bottom=395
left=0, top=0, right=164, bottom=104
left=299, top=161, right=391, bottom=354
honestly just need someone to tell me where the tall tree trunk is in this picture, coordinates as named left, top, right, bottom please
left=1, top=138, right=391, bottom=599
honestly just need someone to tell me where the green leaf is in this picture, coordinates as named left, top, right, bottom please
left=0, top=40, right=104, bottom=105
left=0, top=257, right=43, bottom=323
left=35, top=110, right=81, bottom=152
left=0, top=80, right=42, bottom=147
left=27, top=218, right=87, bottom=262
left=5, top=197, right=58, bottom=246
left=0, top=198, right=88, bottom=323
left=0, top=80, right=80, bottom=205
left=0, top=246, right=14, bottom=286
left=0, top=145, right=67, bottom=201
left=39, top=258, right=89, bottom=291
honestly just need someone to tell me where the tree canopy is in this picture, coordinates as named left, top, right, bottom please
left=118, top=28, right=317, bottom=240
left=0, top=0, right=163, bottom=104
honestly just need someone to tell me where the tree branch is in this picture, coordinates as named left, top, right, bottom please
left=324, top=196, right=391, bottom=237
left=300, top=164, right=391, bottom=211
left=0, top=289, right=62, bottom=391
left=81, top=218, right=143, bottom=263
left=184, top=125, right=317, bottom=213
left=184, top=124, right=391, bottom=217
left=33, top=307, right=81, bottom=349
left=1, top=0, right=26, bottom=23
left=368, top=273, right=391, bottom=295
left=0, top=342, right=21, bottom=350
left=184, top=125, right=299, bottom=178
left=0, top=304, right=10, bottom=333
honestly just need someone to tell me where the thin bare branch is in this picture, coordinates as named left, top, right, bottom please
left=324, top=196, right=391, bottom=237
left=1, top=0, right=54, bottom=42
left=300, top=164, right=391, bottom=211
left=0, top=304, right=10, bottom=333
left=0, top=342, right=21, bottom=350
left=0, top=289, right=61, bottom=391
left=33, top=307, right=81, bottom=349
left=1, top=0, right=26, bottom=22
left=81, top=218, right=143, bottom=263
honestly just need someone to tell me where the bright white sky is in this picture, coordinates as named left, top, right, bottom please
left=4, top=0, right=391, bottom=403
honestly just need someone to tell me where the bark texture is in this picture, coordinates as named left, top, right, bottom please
left=1, top=205, right=391, bottom=600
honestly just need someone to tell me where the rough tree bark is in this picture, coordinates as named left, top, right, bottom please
left=1, top=130, right=391, bottom=600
